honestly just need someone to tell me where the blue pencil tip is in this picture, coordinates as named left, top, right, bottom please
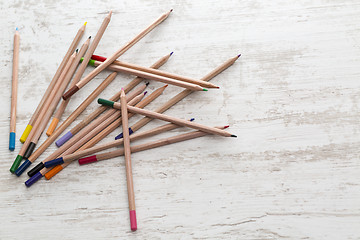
left=170, top=51, right=174, bottom=56
left=190, top=118, right=195, bottom=121
left=16, top=27, right=18, bottom=31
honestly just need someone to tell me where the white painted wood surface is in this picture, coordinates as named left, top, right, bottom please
left=1, top=0, right=359, bottom=239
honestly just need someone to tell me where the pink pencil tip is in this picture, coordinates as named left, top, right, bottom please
left=224, top=125, right=230, bottom=129
left=121, top=88, right=124, bottom=90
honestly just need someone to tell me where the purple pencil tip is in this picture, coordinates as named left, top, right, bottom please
left=237, top=54, right=241, bottom=58
left=170, top=51, right=174, bottom=56
left=144, top=91, right=148, bottom=95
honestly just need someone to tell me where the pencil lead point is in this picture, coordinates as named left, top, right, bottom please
left=170, top=9, right=173, bottom=12
left=16, top=27, right=18, bottom=31
left=203, top=88, right=208, bottom=91
left=164, top=84, right=168, bottom=88
left=216, top=86, right=220, bottom=89
left=84, top=22, right=87, bottom=26
left=76, top=49, right=78, bottom=52
left=231, top=134, right=237, bottom=138
left=121, top=88, right=124, bottom=90
left=89, top=36, right=91, bottom=39
left=144, top=91, right=148, bottom=95
left=145, top=82, right=150, bottom=86
left=237, top=54, right=241, bottom=58
left=224, top=125, right=230, bottom=129
left=170, top=51, right=174, bottom=56
left=190, top=118, right=195, bottom=121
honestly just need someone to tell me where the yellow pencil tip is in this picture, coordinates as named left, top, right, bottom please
left=84, top=22, right=87, bottom=26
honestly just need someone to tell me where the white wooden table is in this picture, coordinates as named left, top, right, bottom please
left=0, top=0, right=359, bottom=239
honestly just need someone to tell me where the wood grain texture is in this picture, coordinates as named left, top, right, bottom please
left=0, top=0, right=359, bottom=239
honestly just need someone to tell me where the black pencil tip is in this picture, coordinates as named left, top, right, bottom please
left=145, top=82, right=150, bottom=86
left=89, top=36, right=91, bottom=39
left=231, top=134, right=237, bottom=138
left=76, top=49, right=78, bottom=52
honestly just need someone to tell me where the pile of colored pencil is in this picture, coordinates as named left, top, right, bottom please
left=9, top=10, right=240, bottom=231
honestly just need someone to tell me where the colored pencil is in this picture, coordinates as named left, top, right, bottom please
left=98, top=101, right=236, bottom=137
left=115, top=55, right=241, bottom=140
left=15, top=72, right=117, bottom=176
left=9, top=28, right=19, bottom=151
left=78, top=126, right=228, bottom=165
left=56, top=52, right=172, bottom=147
left=62, top=9, right=172, bottom=100
left=19, top=22, right=86, bottom=144
left=120, top=89, right=137, bottom=231
left=86, top=59, right=207, bottom=91
left=90, top=55, right=218, bottom=89
left=39, top=86, right=167, bottom=183
left=14, top=51, right=78, bottom=176
left=25, top=87, right=165, bottom=187
left=44, top=119, right=194, bottom=168
left=27, top=90, right=146, bottom=178
left=10, top=50, right=78, bottom=174
left=46, top=36, right=91, bottom=136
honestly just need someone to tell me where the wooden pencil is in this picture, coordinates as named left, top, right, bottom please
left=115, top=55, right=241, bottom=140
left=13, top=51, right=78, bottom=176
left=38, top=86, right=167, bottom=183
left=46, top=36, right=91, bottom=136
left=27, top=90, right=146, bottom=178
left=88, top=59, right=207, bottom=91
left=89, top=55, right=218, bottom=88
left=56, top=52, right=172, bottom=147
left=62, top=9, right=172, bottom=100
left=25, top=87, right=165, bottom=187
left=9, top=28, right=19, bottom=151
left=98, top=101, right=236, bottom=137
left=121, top=89, right=137, bottom=231
left=78, top=126, right=228, bottom=164
left=16, top=72, right=118, bottom=176
left=44, top=120, right=193, bottom=168
left=19, top=22, right=86, bottom=144
left=63, top=11, right=112, bottom=103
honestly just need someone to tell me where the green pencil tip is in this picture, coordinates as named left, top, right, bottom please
left=203, top=88, right=208, bottom=91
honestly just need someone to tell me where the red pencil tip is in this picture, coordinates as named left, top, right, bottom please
left=224, top=125, right=229, bottom=129
left=216, top=86, right=220, bottom=89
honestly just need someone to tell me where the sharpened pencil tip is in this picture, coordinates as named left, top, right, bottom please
left=170, top=51, right=174, bottom=56
left=144, top=91, right=147, bottom=95
left=84, top=22, right=87, bottom=26
left=231, top=134, right=237, bottom=138
left=89, top=36, right=91, bottom=39
left=190, top=118, right=195, bottom=121
left=224, top=125, right=230, bottom=129
left=145, top=82, right=150, bottom=86
left=76, top=49, right=78, bottom=52
left=164, top=84, right=168, bottom=88
left=170, top=9, right=173, bottom=12
left=216, top=86, right=220, bottom=89
left=16, top=27, right=18, bottom=31
left=203, top=88, right=208, bottom=91
left=237, top=54, right=241, bottom=58
left=121, top=88, right=124, bottom=90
